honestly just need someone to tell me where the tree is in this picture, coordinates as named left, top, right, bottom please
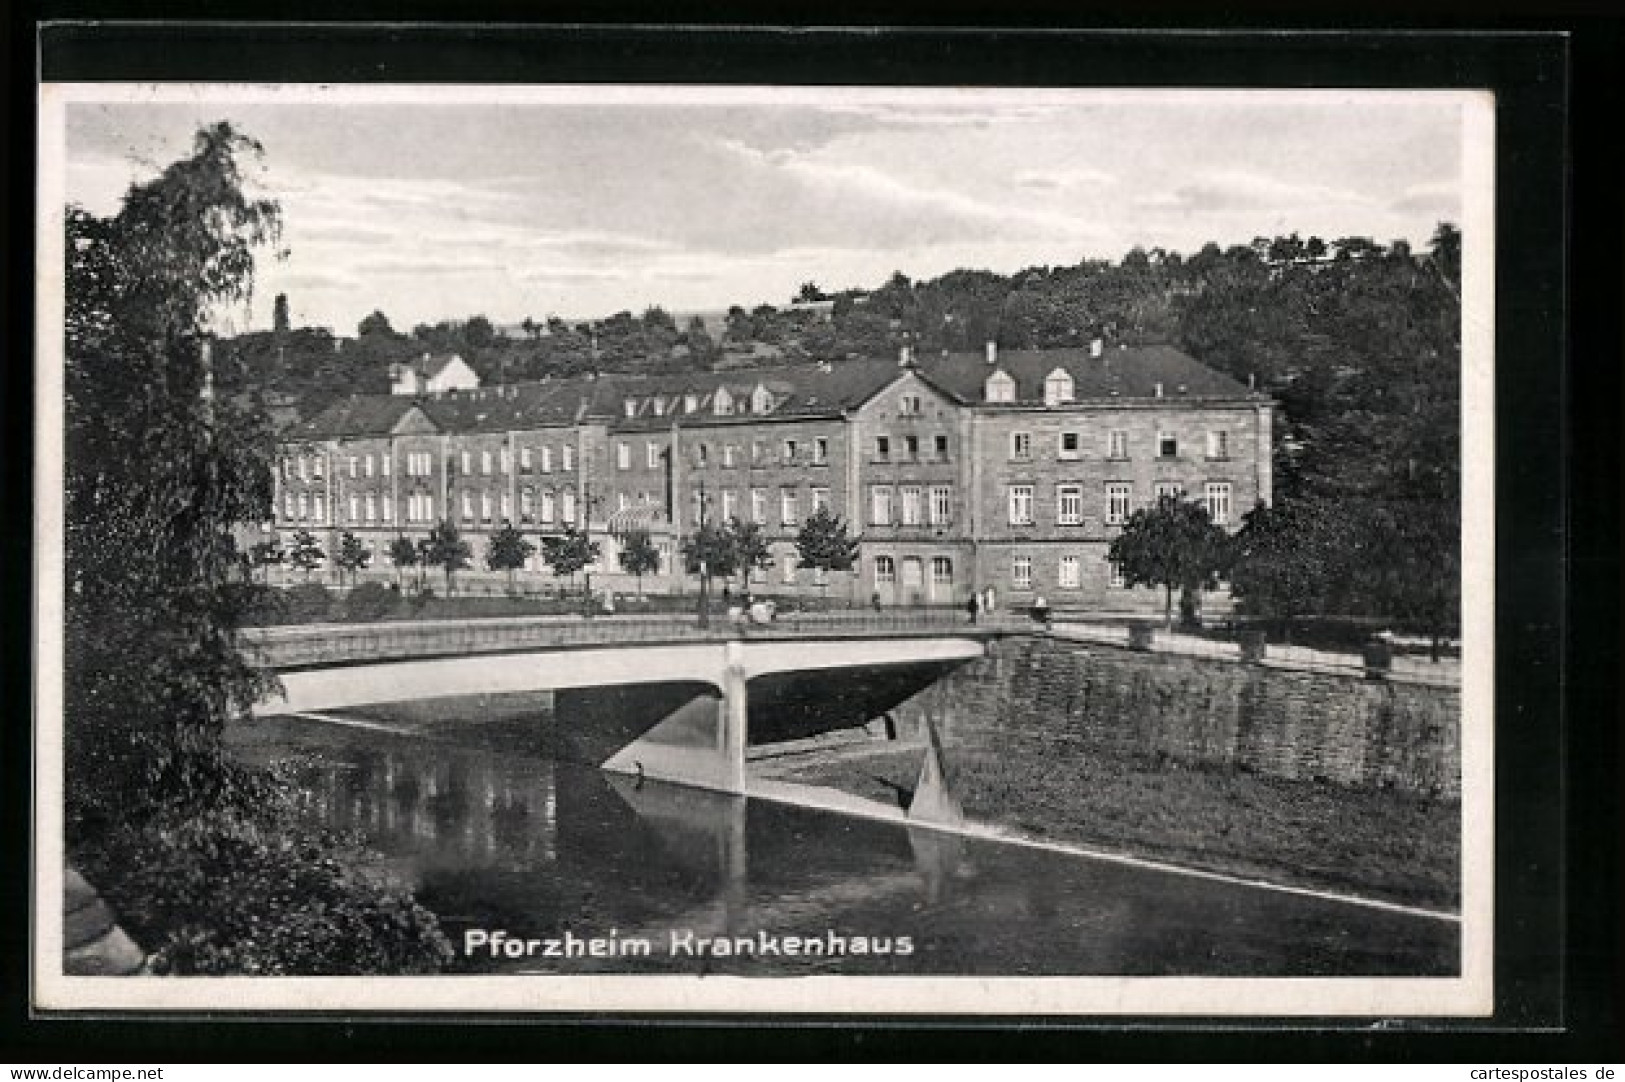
left=796, top=281, right=825, bottom=303
left=725, top=518, right=773, bottom=591
left=541, top=525, right=599, bottom=589
left=386, top=535, right=418, bottom=590
left=794, top=506, right=860, bottom=600
left=333, top=531, right=371, bottom=587
left=63, top=122, right=283, bottom=831
left=616, top=529, right=661, bottom=597
left=485, top=521, right=535, bottom=590
left=288, top=528, right=326, bottom=582
left=423, top=519, right=472, bottom=595
left=681, top=521, right=737, bottom=601
left=357, top=310, right=395, bottom=338
left=1107, top=496, right=1232, bottom=629
left=1227, top=500, right=1328, bottom=641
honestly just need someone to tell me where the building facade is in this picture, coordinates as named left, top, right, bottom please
left=272, top=342, right=1272, bottom=612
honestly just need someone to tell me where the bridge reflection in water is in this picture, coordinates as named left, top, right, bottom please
left=229, top=698, right=1458, bottom=978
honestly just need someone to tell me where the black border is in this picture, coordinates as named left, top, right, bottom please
left=6, top=16, right=1615, bottom=1063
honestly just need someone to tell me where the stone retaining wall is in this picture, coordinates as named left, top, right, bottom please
left=888, top=635, right=1459, bottom=798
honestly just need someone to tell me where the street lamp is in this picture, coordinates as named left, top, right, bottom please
left=695, top=477, right=710, bottom=629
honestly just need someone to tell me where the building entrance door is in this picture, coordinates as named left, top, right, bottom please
left=901, top=557, right=924, bottom=606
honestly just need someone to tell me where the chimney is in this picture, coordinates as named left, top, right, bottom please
left=985, top=340, right=998, bottom=365
left=898, top=343, right=913, bottom=368
left=1089, top=338, right=1103, bottom=359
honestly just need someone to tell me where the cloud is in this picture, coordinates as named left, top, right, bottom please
left=1013, top=166, right=1116, bottom=191
left=1388, top=179, right=1459, bottom=215
left=1134, top=169, right=1376, bottom=213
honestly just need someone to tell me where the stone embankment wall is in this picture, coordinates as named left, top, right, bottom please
left=889, top=635, right=1460, bottom=799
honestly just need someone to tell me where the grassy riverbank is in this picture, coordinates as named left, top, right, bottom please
left=763, top=742, right=1460, bottom=911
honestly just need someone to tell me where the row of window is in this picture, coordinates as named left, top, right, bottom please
left=871, top=555, right=956, bottom=588
left=873, top=433, right=951, bottom=464
left=1007, top=481, right=1233, bottom=527
left=620, top=436, right=835, bottom=472
left=1007, top=428, right=1230, bottom=463
left=866, top=554, right=1133, bottom=593
left=868, top=484, right=955, bottom=527
left=283, top=445, right=581, bottom=484
left=281, top=488, right=584, bottom=527
left=695, top=486, right=834, bottom=528
left=1009, top=554, right=1129, bottom=591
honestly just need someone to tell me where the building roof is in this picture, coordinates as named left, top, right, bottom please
left=921, top=344, right=1255, bottom=404
left=285, top=345, right=1257, bottom=443
left=291, top=396, right=430, bottom=441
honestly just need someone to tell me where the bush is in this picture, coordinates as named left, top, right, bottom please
left=343, top=581, right=399, bottom=623
left=283, top=583, right=335, bottom=623
left=77, top=806, right=453, bottom=976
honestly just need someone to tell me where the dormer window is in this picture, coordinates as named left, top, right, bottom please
left=985, top=370, right=1016, bottom=404
left=623, top=398, right=638, bottom=418
left=684, top=394, right=699, bottom=414
left=652, top=399, right=665, bottom=417
left=1043, top=367, right=1075, bottom=406
left=714, top=388, right=733, bottom=416
left=751, top=385, right=774, bottom=415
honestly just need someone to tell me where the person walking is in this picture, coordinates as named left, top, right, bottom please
left=966, top=592, right=980, bottom=625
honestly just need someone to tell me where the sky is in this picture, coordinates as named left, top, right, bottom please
left=58, top=87, right=1471, bottom=335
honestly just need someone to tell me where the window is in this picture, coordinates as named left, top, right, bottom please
left=1110, top=562, right=1127, bottom=589
left=1158, top=432, right=1179, bottom=459
left=933, top=434, right=949, bottom=461
left=364, top=454, right=375, bottom=478
left=1207, top=430, right=1230, bottom=460
left=899, top=393, right=922, bottom=416
left=1107, top=430, right=1129, bottom=460
left=297, top=492, right=309, bottom=519
left=807, top=486, right=831, bottom=516
left=813, top=438, right=829, bottom=465
left=297, top=457, right=308, bottom=481
left=283, top=493, right=294, bottom=520
left=780, top=552, right=797, bottom=584
left=1059, top=431, right=1081, bottom=460
left=1058, top=484, right=1084, bottom=525
left=560, top=488, right=576, bottom=523
left=750, top=489, right=767, bottom=524
left=874, top=435, right=890, bottom=462
left=753, top=386, right=774, bottom=414
left=310, top=457, right=324, bottom=480
left=617, top=443, right=631, bottom=470
left=931, top=557, right=953, bottom=587
left=348, top=456, right=359, bottom=479
left=1059, top=555, right=1081, bottom=589
left=520, top=447, right=533, bottom=471
left=461, top=491, right=474, bottom=521
left=929, top=485, right=953, bottom=526
left=904, top=435, right=919, bottom=461
left=1106, top=482, right=1132, bottom=525
left=1012, top=555, right=1033, bottom=590
left=1008, top=485, right=1035, bottom=525
left=1204, top=482, right=1233, bottom=526
left=616, top=492, right=629, bottom=512
left=714, top=388, right=733, bottom=416
left=721, top=490, right=738, bottom=521
left=782, top=439, right=797, bottom=464
left=1154, top=481, right=1184, bottom=503
left=781, top=488, right=800, bottom=526
left=870, top=486, right=894, bottom=526
left=1043, top=367, right=1075, bottom=406
left=722, top=445, right=736, bottom=468
left=348, top=494, right=359, bottom=522
left=539, top=446, right=552, bottom=472
left=647, top=442, right=661, bottom=469
left=461, top=450, right=473, bottom=474
left=500, top=492, right=512, bottom=520
left=281, top=458, right=292, bottom=482
left=381, top=455, right=391, bottom=477
left=540, top=489, right=556, bottom=524
left=312, top=494, right=326, bottom=523
left=521, top=488, right=534, bottom=521
left=382, top=498, right=393, bottom=523
left=500, top=448, right=512, bottom=474
left=900, top=486, right=923, bottom=526
left=1010, top=432, right=1032, bottom=460
left=561, top=445, right=574, bottom=471
left=985, top=370, right=1016, bottom=403
left=684, top=393, right=699, bottom=414
left=751, top=441, right=766, bottom=466
left=624, top=398, right=638, bottom=418
left=874, top=555, right=897, bottom=586
left=407, top=451, right=432, bottom=477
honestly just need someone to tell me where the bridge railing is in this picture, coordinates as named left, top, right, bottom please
left=241, top=610, right=1020, bottom=669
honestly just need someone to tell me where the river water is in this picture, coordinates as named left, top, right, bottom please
left=227, top=693, right=1457, bottom=978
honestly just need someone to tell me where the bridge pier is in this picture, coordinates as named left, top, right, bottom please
left=719, top=639, right=749, bottom=794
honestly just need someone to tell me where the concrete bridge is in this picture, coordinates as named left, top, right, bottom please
left=243, top=612, right=1015, bottom=815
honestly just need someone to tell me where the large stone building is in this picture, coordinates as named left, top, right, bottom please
left=272, top=341, right=1271, bottom=612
